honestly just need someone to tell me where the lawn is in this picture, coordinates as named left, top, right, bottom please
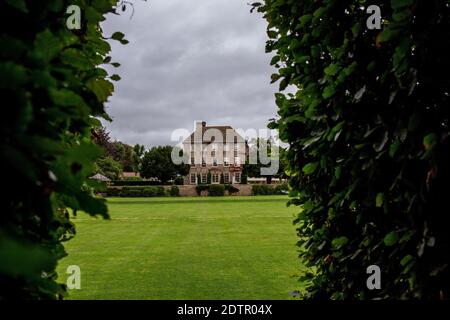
left=57, top=196, right=304, bottom=299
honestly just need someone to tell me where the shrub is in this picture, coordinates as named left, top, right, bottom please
left=110, top=180, right=162, bottom=186
left=225, top=184, right=240, bottom=195
left=209, top=185, right=225, bottom=197
left=156, top=186, right=166, bottom=197
left=274, top=183, right=288, bottom=195
left=195, top=185, right=209, bottom=196
left=252, top=184, right=274, bottom=195
left=142, top=187, right=157, bottom=197
left=106, top=188, right=121, bottom=197
left=169, top=186, right=180, bottom=197
left=254, top=0, right=450, bottom=299
left=120, top=187, right=143, bottom=197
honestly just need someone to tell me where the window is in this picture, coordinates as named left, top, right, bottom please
left=212, top=173, right=219, bottom=183
left=235, top=172, right=241, bottom=183
left=211, top=150, right=216, bottom=157
left=190, top=157, right=195, bottom=165
left=202, top=158, right=206, bottom=167
left=224, top=157, right=229, bottom=166
left=213, top=159, right=218, bottom=166
left=234, top=157, right=240, bottom=165
left=224, top=173, right=230, bottom=184
left=190, top=174, right=196, bottom=184
left=234, top=150, right=238, bottom=157
left=201, top=173, right=207, bottom=184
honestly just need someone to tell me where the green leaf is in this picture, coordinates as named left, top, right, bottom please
left=322, top=85, right=336, bottom=99
left=324, top=63, right=340, bottom=76
left=302, top=162, right=318, bottom=174
left=86, top=78, right=114, bottom=103
left=0, top=62, right=28, bottom=88
left=400, top=255, right=414, bottom=266
left=384, top=231, right=399, bottom=246
left=332, top=236, right=349, bottom=249
left=389, top=140, right=401, bottom=157
left=376, top=193, right=384, bottom=207
left=391, top=0, right=414, bottom=10
left=110, top=32, right=125, bottom=41
left=110, top=74, right=121, bottom=81
left=423, top=133, right=437, bottom=150
left=5, top=0, right=28, bottom=13
left=34, top=30, right=61, bottom=62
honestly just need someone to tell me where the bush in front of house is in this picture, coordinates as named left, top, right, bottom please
left=117, top=186, right=166, bottom=197
left=224, top=184, right=240, bottom=195
left=169, top=185, right=180, bottom=197
left=195, top=185, right=209, bottom=196
left=274, top=183, right=288, bottom=195
left=252, top=184, right=282, bottom=195
left=111, top=180, right=162, bottom=186
left=208, top=184, right=225, bottom=197
left=106, top=187, right=121, bottom=197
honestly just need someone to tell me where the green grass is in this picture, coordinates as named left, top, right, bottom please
left=57, top=196, right=304, bottom=299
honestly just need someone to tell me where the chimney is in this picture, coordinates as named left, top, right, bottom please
left=195, top=121, right=206, bottom=132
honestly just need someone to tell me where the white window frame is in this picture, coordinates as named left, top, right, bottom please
left=234, top=172, right=241, bottom=183
left=224, top=173, right=230, bottom=184
left=212, top=173, right=219, bottom=184
left=190, top=173, right=196, bottom=184
left=201, top=173, right=207, bottom=184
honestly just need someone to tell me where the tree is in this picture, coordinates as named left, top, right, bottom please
left=140, top=146, right=189, bottom=184
left=94, top=156, right=123, bottom=180
left=243, top=138, right=287, bottom=184
left=132, top=144, right=145, bottom=172
left=254, top=0, right=450, bottom=299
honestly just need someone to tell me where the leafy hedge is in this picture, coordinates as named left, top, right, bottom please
left=254, top=0, right=449, bottom=299
left=116, top=186, right=167, bottom=197
left=209, top=185, right=225, bottom=197
left=110, top=180, right=163, bottom=186
left=251, top=183, right=288, bottom=196
left=0, top=0, right=127, bottom=299
left=195, top=184, right=240, bottom=196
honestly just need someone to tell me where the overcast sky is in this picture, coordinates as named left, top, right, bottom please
left=101, top=0, right=278, bottom=149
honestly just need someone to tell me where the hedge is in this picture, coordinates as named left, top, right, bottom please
left=252, top=183, right=288, bottom=195
left=0, top=0, right=123, bottom=299
left=208, top=185, right=225, bottom=197
left=254, top=0, right=450, bottom=299
left=106, top=186, right=170, bottom=197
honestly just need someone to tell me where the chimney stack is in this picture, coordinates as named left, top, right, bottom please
left=195, top=121, right=206, bottom=132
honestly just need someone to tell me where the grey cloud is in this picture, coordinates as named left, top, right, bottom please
left=101, top=0, right=278, bottom=149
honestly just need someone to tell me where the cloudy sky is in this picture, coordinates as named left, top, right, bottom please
left=101, top=0, right=278, bottom=149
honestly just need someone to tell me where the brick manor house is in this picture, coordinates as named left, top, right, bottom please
left=183, top=121, right=248, bottom=185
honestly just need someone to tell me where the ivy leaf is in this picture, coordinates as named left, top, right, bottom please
left=384, top=231, right=399, bottom=246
